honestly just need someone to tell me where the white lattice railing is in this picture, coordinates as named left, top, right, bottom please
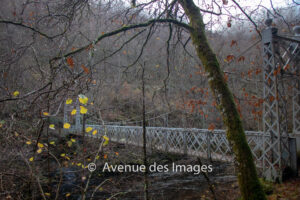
left=70, top=125, right=268, bottom=169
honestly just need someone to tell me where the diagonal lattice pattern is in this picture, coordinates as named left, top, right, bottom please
left=72, top=125, right=267, bottom=170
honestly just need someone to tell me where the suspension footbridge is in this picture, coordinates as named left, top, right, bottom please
left=63, top=22, right=300, bottom=182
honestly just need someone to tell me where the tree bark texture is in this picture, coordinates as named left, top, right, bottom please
left=178, top=0, right=266, bottom=199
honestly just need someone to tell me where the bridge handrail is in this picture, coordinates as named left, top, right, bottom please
left=83, top=124, right=266, bottom=136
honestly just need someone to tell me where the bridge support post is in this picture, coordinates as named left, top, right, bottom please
left=261, top=20, right=299, bottom=182
left=117, top=128, right=121, bottom=143
left=207, top=131, right=212, bottom=162
left=262, top=24, right=285, bottom=182
left=183, top=131, right=187, bottom=155
left=125, top=129, right=128, bottom=146
left=289, top=137, right=298, bottom=177
left=164, top=132, right=169, bottom=152
left=292, top=26, right=300, bottom=135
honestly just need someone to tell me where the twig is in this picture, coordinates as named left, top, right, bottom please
left=197, top=157, right=217, bottom=200
left=50, top=18, right=192, bottom=62
left=90, top=179, right=111, bottom=200
left=141, top=66, right=149, bottom=200
left=82, top=110, right=107, bottom=200
left=231, top=0, right=262, bottom=38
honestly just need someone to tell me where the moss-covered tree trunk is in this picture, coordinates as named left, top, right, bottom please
left=178, top=0, right=266, bottom=199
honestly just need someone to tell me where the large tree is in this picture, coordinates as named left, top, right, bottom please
left=177, top=0, right=266, bottom=199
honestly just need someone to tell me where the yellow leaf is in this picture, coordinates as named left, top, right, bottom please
left=66, top=98, right=73, bottom=104
left=49, top=124, right=55, bottom=130
left=80, top=106, right=87, bottom=114
left=103, top=136, right=109, bottom=141
left=29, top=157, right=34, bottom=162
left=61, top=153, right=65, bottom=157
left=64, top=123, right=71, bottom=129
left=45, top=193, right=51, bottom=196
left=49, top=141, right=55, bottom=145
left=103, top=140, right=109, bottom=146
left=78, top=94, right=88, bottom=105
left=43, top=112, right=49, bottom=116
left=37, top=148, right=42, bottom=154
left=71, top=138, right=76, bottom=142
left=71, top=109, right=77, bottom=115
left=38, top=143, right=44, bottom=148
left=92, top=130, right=98, bottom=135
left=77, top=163, right=82, bottom=166
left=96, top=155, right=100, bottom=160
left=26, top=141, right=32, bottom=145
left=67, top=141, right=72, bottom=147
left=14, top=132, right=19, bottom=137
left=13, top=91, right=19, bottom=97
left=85, top=127, right=93, bottom=133
left=66, top=193, right=71, bottom=197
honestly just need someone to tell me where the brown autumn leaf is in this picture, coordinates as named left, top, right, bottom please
left=226, top=55, right=235, bottom=62
left=224, top=73, right=228, bottom=82
left=255, top=68, right=262, bottom=75
left=283, top=64, right=290, bottom=71
left=86, top=44, right=93, bottom=51
left=230, top=40, right=237, bottom=47
left=248, top=69, right=253, bottom=78
left=81, top=64, right=90, bottom=74
left=273, top=66, right=281, bottom=76
left=190, top=86, right=197, bottom=91
left=227, top=19, right=232, bottom=28
left=222, top=0, right=228, bottom=5
left=66, top=57, right=74, bottom=69
left=208, top=123, right=215, bottom=131
left=238, top=56, right=245, bottom=62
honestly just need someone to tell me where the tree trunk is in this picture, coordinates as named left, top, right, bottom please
left=178, top=1, right=266, bottom=199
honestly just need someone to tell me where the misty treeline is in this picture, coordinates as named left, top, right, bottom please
left=0, top=0, right=298, bottom=129
left=0, top=0, right=299, bottom=199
